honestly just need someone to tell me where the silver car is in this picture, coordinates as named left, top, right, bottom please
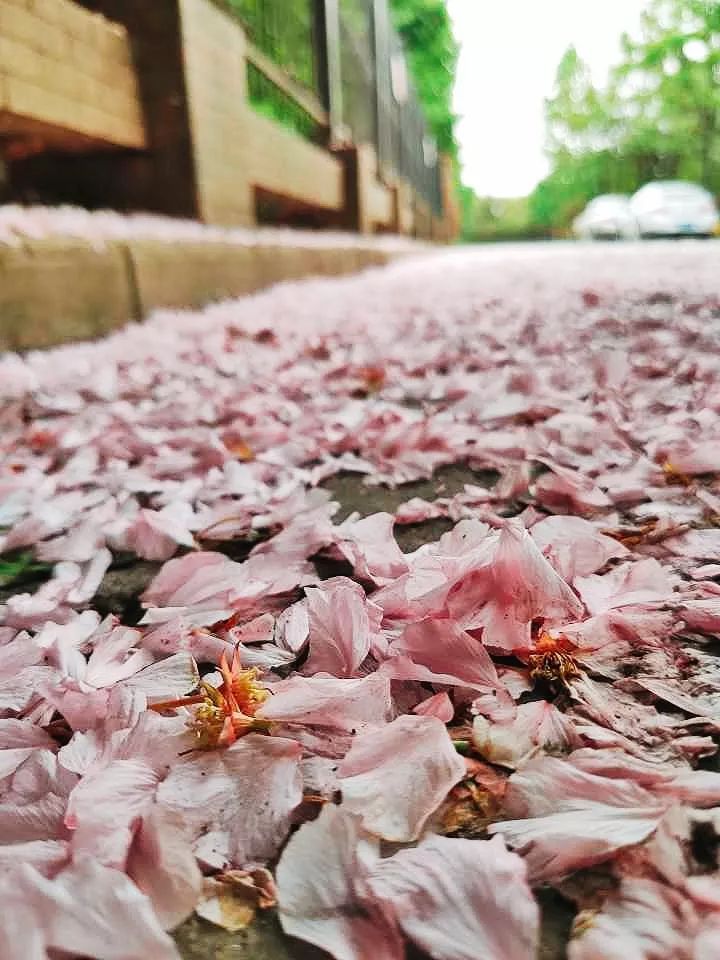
left=573, top=195, right=638, bottom=240
left=630, top=181, right=719, bottom=238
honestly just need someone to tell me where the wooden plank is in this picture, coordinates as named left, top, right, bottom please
left=246, top=109, right=343, bottom=211
left=245, top=41, right=329, bottom=129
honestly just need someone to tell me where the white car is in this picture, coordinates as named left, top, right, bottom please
left=630, top=181, right=719, bottom=237
left=573, top=195, right=638, bottom=240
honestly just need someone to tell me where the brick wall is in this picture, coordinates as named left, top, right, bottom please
left=0, top=0, right=144, bottom=150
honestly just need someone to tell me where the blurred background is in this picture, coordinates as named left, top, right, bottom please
left=0, top=0, right=717, bottom=242
left=0, top=0, right=460, bottom=240
left=453, top=0, right=720, bottom=241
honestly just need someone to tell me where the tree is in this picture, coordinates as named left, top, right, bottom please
left=545, top=47, right=611, bottom=158
left=617, top=0, right=720, bottom=187
left=530, top=0, right=720, bottom=232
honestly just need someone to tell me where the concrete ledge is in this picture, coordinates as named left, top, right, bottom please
left=130, top=241, right=399, bottom=315
left=0, top=238, right=134, bottom=351
left=0, top=237, right=409, bottom=351
left=127, top=240, right=262, bottom=313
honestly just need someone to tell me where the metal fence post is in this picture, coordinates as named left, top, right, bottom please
left=314, top=0, right=344, bottom=144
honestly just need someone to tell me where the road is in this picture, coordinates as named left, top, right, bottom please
left=1, top=239, right=720, bottom=960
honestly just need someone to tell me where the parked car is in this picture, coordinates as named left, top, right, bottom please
left=573, top=195, right=638, bottom=240
left=630, top=180, right=719, bottom=237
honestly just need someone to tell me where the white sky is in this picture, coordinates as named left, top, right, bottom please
left=447, top=0, right=648, bottom=197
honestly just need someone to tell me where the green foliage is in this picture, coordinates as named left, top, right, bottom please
left=246, top=63, right=320, bottom=140
left=0, top=553, right=51, bottom=589
left=388, top=0, right=459, bottom=156
left=219, top=0, right=321, bottom=139
left=219, top=0, right=460, bottom=159
left=225, top=0, right=316, bottom=89
left=530, top=0, right=720, bottom=232
left=460, top=189, right=547, bottom=242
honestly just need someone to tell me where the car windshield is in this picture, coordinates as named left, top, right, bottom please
left=587, top=197, right=626, bottom=212
left=640, top=183, right=708, bottom=202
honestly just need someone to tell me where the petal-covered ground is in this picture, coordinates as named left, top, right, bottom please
left=1, top=237, right=720, bottom=959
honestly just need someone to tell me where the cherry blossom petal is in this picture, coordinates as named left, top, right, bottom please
left=530, top=514, right=629, bottom=579
left=156, top=734, right=302, bottom=869
left=10, top=856, right=180, bottom=959
left=413, top=691, right=454, bottom=722
left=568, top=878, right=696, bottom=960
left=302, top=578, right=377, bottom=677
left=365, top=835, right=539, bottom=960
left=127, top=807, right=203, bottom=930
left=277, top=804, right=403, bottom=960
left=258, top=672, right=393, bottom=732
left=338, top=715, right=465, bottom=842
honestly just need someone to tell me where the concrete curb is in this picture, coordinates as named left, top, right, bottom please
left=0, top=238, right=410, bottom=351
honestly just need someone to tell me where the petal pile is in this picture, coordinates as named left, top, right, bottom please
left=1, top=234, right=720, bottom=956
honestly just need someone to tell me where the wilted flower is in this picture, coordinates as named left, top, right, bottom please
left=151, top=650, right=270, bottom=749
left=527, top=631, right=581, bottom=686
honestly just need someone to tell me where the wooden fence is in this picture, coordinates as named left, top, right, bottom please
left=0, top=0, right=458, bottom=241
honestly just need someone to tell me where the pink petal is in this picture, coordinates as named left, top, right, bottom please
left=127, top=807, right=203, bottom=930
left=676, top=599, right=720, bottom=633
left=574, top=558, right=674, bottom=615
left=365, top=834, right=539, bottom=960
left=121, top=506, right=197, bottom=561
left=488, top=756, right=668, bottom=881
left=502, top=755, right=662, bottom=818
left=276, top=601, right=310, bottom=653
left=395, top=497, right=447, bottom=524
left=445, top=519, right=583, bottom=651
left=337, top=714, right=465, bottom=842
left=568, top=878, right=695, bottom=960
left=332, top=513, right=409, bottom=585
left=302, top=578, right=377, bottom=677
left=140, top=618, right=234, bottom=665
left=65, top=758, right=160, bottom=867
left=663, top=528, right=720, bottom=561
left=140, top=551, right=266, bottom=625
left=0, top=839, right=68, bottom=876
left=120, top=652, right=199, bottom=703
left=258, top=672, right=393, bottom=732
left=0, top=747, right=40, bottom=781
left=224, top=611, right=275, bottom=646
left=0, top=794, right=67, bottom=843
left=472, top=700, right=579, bottom=768
left=533, top=463, right=612, bottom=514
left=490, top=806, right=666, bottom=883
left=393, top=618, right=504, bottom=692
left=12, top=856, right=180, bottom=959
left=0, top=877, right=50, bottom=960
left=530, top=514, right=629, bottom=579
left=156, top=734, right=302, bottom=868
left=84, top=625, right=154, bottom=688
left=659, top=441, right=720, bottom=475
left=413, top=691, right=454, bottom=722
left=277, top=804, right=403, bottom=960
